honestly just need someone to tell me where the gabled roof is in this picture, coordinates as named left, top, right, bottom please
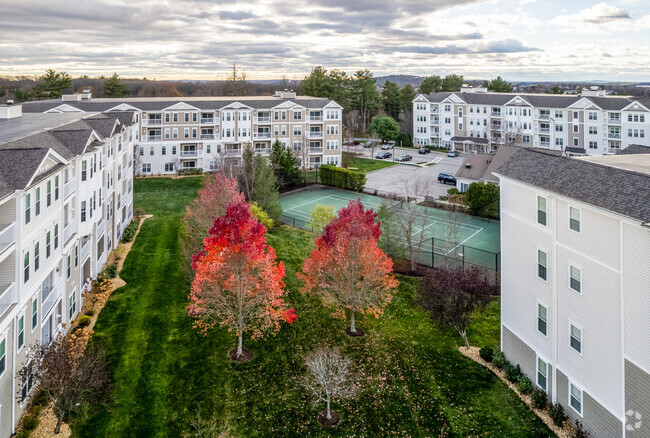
left=617, top=144, right=650, bottom=155
left=0, top=148, right=49, bottom=199
left=455, top=153, right=493, bottom=181
left=494, top=148, right=650, bottom=222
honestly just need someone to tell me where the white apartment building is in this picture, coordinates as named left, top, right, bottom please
left=494, top=148, right=650, bottom=438
left=0, top=105, right=135, bottom=437
left=22, top=91, right=344, bottom=173
left=413, top=86, right=650, bottom=156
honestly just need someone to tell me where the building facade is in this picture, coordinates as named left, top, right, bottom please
left=22, top=91, right=344, bottom=174
left=0, top=106, right=135, bottom=437
left=413, top=87, right=650, bottom=156
left=494, top=149, right=650, bottom=438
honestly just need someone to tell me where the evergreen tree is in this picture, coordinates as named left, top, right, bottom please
left=270, top=140, right=301, bottom=189
left=253, top=156, right=283, bottom=220
left=103, top=73, right=130, bottom=98
left=418, top=75, right=442, bottom=94
left=381, top=81, right=401, bottom=120
left=399, top=84, right=416, bottom=113
left=369, top=114, right=399, bottom=143
left=33, top=69, right=72, bottom=99
left=483, top=76, right=513, bottom=93
left=352, top=70, right=380, bottom=133
left=441, top=74, right=464, bottom=92
left=299, top=66, right=329, bottom=97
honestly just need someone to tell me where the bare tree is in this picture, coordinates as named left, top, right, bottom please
left=17, top=339, right=111, bottom=434
left=171, top=156, right=181, bottom=174
left=395, top=174, right=430, bottom=272
left=302, top=348, right=358, bottom=426
left=343, top=110, right=361, bottom=137
left=133, top=144, right=143, bottom=176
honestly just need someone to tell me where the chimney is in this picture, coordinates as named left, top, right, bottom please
left=0, top=103, right=22, bottom=119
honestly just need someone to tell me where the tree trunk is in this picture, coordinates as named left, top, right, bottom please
left=237, top=331, right=243, bottom=357
left=350, top=308, right=356, bottom=333
left=459, top=328, right=470, bottom=350
left=326, top=394, right=332, bottom=420
left=54, top=417, right=62, bottom=434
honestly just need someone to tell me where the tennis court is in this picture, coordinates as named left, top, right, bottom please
left=279, top=186, right=501, bottom=274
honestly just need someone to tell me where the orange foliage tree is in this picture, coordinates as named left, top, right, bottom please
left=188, top=201, right=294, bottom=359
left=298, top=199, right=398, bottom=335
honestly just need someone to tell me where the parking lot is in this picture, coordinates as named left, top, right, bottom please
left=345, top=145, right=464, bottom=199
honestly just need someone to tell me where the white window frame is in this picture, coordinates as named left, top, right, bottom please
left=537, top=249, right=548, bottom=282
left=536, top=356, right=548, bottom=392
left=569, top=206, right=581, bottom=233
left=0, top=336, right=6, bottom=378
left=569, top=322, right=583, bottom=355
left=569, top=264, right=582, bottom=294
left=537, top=195, right=547, bottom=226
left=537, top=301, right=548, bottom=337
left=17, top=313, right=25, bottom=351
left=569, top=382, right=583, bottom=416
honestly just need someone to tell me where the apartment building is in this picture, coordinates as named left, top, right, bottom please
left=413, top=86, right=650, bottom=156
left=22, top=91, right=344, bottom=173
left=494, top=149, right=650, bottom=438
left=0, top=105, right=135, bottom=437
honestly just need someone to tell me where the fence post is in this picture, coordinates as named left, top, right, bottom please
left=461, top=244, right=465, bottom=271
left=431, top=237, right=434, bottom=267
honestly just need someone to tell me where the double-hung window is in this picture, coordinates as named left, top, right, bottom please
left=570, top=266, right=581, bottom=293
left=69, top=291, right=76, bottom=319
left=570, top=383, right=583, bottom=415
left=35, top=188, right=40, bottom=216
left=538, top=304, right=548, bottom=336
left=569, top=206, right=580, bottom=232
left=31, top=299, right=38, bottom=331
left=47, top=181, right=52, bottom=207
left=54, top=224, right=58, bottom=249
left=17, top=315, right=24, bottom=350
left=537, top=358, right=547, bottom=391
left=67, top=255, right=71, bottom=279
left=538, top=250, right=547, bottom=281
left=570, top=324, right=582, bottom=353
left=0, top=338, right=5, bottom=376
left=34, top=242, right=39, bottom=272
left=537, top=196, right=546, bottom=225
left=24, top=251, right=29, bottom=283
left=25, top=194, right=30, bottom=224
left=54, top=176, right=59, bottom=200
left=81, top=201, right=87, bottom=222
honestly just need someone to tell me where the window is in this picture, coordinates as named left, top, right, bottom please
left=164, top=163, right=174, bottom=172
left=46, top=180, right=52, bottom=207
left=570, top=324, right=582, bottom=353
left=538, top=303, right=548, bottom=335
left=139, top=146, right=144, bottom=156
left=172, top=145, right=177, bottom=155
left=556, top=138, right=563, bottom=147
left=35, top=188, right=40, bottom=216
left=569, top=206, right=580, bottom=232
left=162, top=146, right=166, bottom=155
left=206, top=145, right=211, bottom=154
left=573, top=138, right=579, bottom=146
left=34, top=242, right=39, bottom=272
left=537, top=196, right=546, bottom=225
left=588, top=126, right=597, bottom=135
left=570, top=266, right=581, bottom=293
left=573, top=124, right=579, bottom=133
left=588, top=111, right=597, bottom=121
left=67, top=255, right=71, bottom=279
left=69, top=291, right=76, bottom=319
left=538, top=250, right=547, bottom=281
left=165, top=113, right=170, bottom=122
left=16, top=314, right=25, bottom=351
left=570, top=383, right=583, bottom=415
left=54, top=224, right=58, bottom=249
left=81, top=160, right=87, bottom=181
left=149, top=146, right=154, bottom=156
left=293, top=111, right=302, bottom=120
left=588, top=141, right=598, bottom=149
left=165, top=128, right=170, bottom=139
left=24, top=251, right=29, bottom=283
left=173, top=113, right=178, bottom=122
left=74, top=245, right=78, bottom=268
left=45, top=232, right=50, bottom=258
left=0, top=338, right=5, bottom=376
left=31, top=298, right=38, bottom=330
left=54, top=176, right=59, bottom=200
left=184, top=128, right=189, bottom=138
left=142, top=163, right=151, bottom=173
left=537, top=358, right=547, bottom=392
left=25, top=193, right=30, bottom=224
left=81, top=201, right=86, bottom=222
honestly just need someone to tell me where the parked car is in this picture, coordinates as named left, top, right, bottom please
left=395, top=154, right=412, bottom=162
left=447, top=150, right=460, bottom=157
left=381, top=144, right=394, bottom=150
left=438, top=173, right=457, bottom=185
left=345, top=140, right=360, bottom=146
left=363, top=141, right=375, bottom=148
left=418, top=147, right=430, bottom=154
left=375, top=152, right=392, bottom=159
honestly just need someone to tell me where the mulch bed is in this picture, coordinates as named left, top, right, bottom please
left=317, top=410, right=341, bottom=427
left=229, top=347, right=255, bottom=362
left=346, top=327, right=366, bottom=337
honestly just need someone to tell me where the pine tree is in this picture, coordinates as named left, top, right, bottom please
left=103, top=73, right=130, bottom=97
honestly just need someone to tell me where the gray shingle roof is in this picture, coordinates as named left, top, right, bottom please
left=451, top=136, right=489, bottom=144
left=455, top=154, right=493, bottom=180
left=0, top=148, right=49, bottom=199
left=617, top=144, right=650, bottom=155
left=495, top=148, right=650, bottom=222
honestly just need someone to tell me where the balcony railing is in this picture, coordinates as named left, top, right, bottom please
left=309, top=116, right=323, bottom=121
left=200, top=134, right=215, bottom=140
left=535, top=141, right=551, bottom=147
left=97, top=218, right=106, bottom=238
left=42, top=279, right=62, bottom=318
left=254, top=117, right=271, bottom=123
left=606, top=147, right=621, bottom=154
left=181, top=150, right=197, bottom=157
left=144, top=119, right=162, bottom=126
left=490, top=125, right=502, bottom=130
left=607, top=133, right=621, bottom=139
left=200, top=118, right=215, bottom=124
left=431, top=120, right=440, bottom=126
left=254, top=148, right=271, bottom=154
left=536, top=128, right=551, bottom=134
left=490, top=112, right=502, bottom=117
left=605, top=118, right=621, bottom=125
left=0, top=282, right=17, bottom=318
left=224, top=149, right=241, bottom=155
left=144, top=135, right=162, bottom=141
left=307, top=132, right=323, bottom=138
left=309, top=147, right=323, bottom=153
left=97, top=252, right=107, bottom=272
left=253, top=132, right=272, bottom=139
left=0, top=223, right=15, bottom=256
left=431, top=107, right=440, bottom=113
left=536, top=114, right=551, bottom=120
left=63, top=178, right=76, bottom=199
left=81, top=240, right=90, bottom=262
left=63, top=221, right=77, bottom=245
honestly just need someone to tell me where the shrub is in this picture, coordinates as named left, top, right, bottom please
left=21, top=415, right=38, bottom=431
left=134, top=208, right=146, bottom=217
left=121, top=220, right=139, bottom=243
left=574, top=420, right=591, bottom=438
left=518, top=376, right=533, bottom=394
left=84, top=309, right=95, bottom=317
left=531, top=388, right=548, bottom=410
left=549, top=402, right=567, bottom=426
left=250, top=202, right=274, bottom=228
left=479, top=347, right=494, bottom=363
left=504, top=363, right=522, bottom=383
left=447, top=187, right=460, bottom=195
left=77, top=315, right=92, bottom=327
left=103, top=264, right=118, bottom=279
left=319, top=164, right=367, bottom=192
left=492, top=351, right=507, bottom=369
left=178, top=168, right=203, bottom=176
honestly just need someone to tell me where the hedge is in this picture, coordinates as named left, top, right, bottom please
left=319, top=164, right=366, bottom=192
left=178, top=168, right=204, bottom=176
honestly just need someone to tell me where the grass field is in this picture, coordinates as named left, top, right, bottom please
left=73, top=177, right=552, bottom=437
left=343, top=151, right=397, bottom=173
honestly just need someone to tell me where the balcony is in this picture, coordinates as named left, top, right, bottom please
left=253, top=132, right=272, bottom=139
left=97, top=251, right=107, bottom=271
left=63, top=178, right=76, bottom=199
left=0, top=223, right=15, bottom=256
left=224, top=148, right=241, bottom=155
left=431, top=107, right=440, bottom=113
left=63, top=221, right=77, bottom=245
left=144, top=135, right=162, bottom=141
left=605, top=118, right=621, bottom=125
left=200, top=134, right=215, bottom=140
left=144, top=119, right=162, bottom=126
left=41, top=279, right=62, bottom=318
left=254, top=148, right=271, bottom=155
left=535, top=141, right=551, bottom=148
left=81, top=240, right=90, bottom=262
left=254, top=117, right=271, bottom=123
left=490, top=125, right=502, bottom=131
left=181, top=150, right=197, bottom=157
left=309, top=147, right=323, bottom=154
left=307, top=132, right=323, bottom=138
left=0, top=282, right=17, bottom=318
left=309, top=116, right=323, bottom=122
left=97, top=218, right=106, bottom=238
left=430, top=120, right=440, bottom=126
left=200, top=118, right=215, bottom=124
left=536, top=114, right=551, bottom=120
left=536, top=128, right=551, bottom=134
left=490, top=112, right=502, bottom=117
left=607, top=133, right=621, bottom=139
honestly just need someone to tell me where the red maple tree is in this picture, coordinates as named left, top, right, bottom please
left=188, top=200, right=293, bottom=359
left=298, top=199, right=398, bottom=335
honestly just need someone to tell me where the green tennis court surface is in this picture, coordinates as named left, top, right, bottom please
left=279, top=186, right=500, bottom=272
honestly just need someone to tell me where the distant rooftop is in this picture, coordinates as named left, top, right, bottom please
left=576, top=154, right=650, bottom=176
left=0, top=112, right=93, bottom=145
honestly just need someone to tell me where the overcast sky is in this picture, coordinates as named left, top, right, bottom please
left=1, top=0, right=649, bottom=81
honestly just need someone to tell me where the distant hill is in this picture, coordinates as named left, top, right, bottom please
left=375, top=75, right=424, bottom=87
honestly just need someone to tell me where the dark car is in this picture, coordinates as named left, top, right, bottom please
left=419, top=147, right=430, bottom=154
left=438, top=173, right=457, bottom=185
left=363, top=141, right=375, bottom=148
left=447, top=150, right=460, bottom=157
left=375, top=152, right=392, bottom=159
left=395, top=154, right=412, bottom=162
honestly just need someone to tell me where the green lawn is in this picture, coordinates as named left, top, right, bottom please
left=73, top=177, right=553, bottom=437
left=343, top=151, right=397, bottom=173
